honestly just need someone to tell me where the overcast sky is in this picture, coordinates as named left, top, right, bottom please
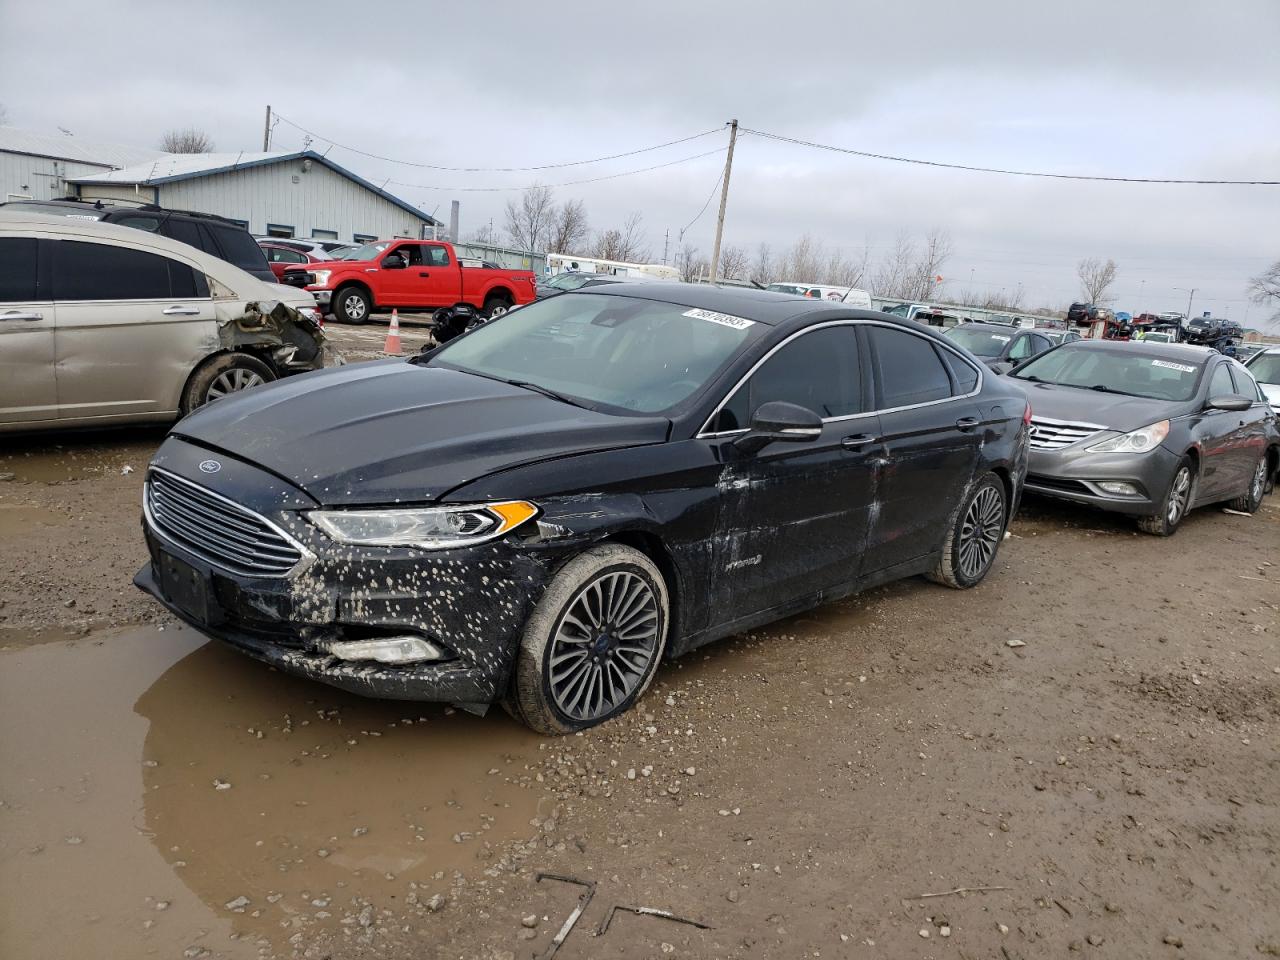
left=3, top=0, right=1278, bottom=326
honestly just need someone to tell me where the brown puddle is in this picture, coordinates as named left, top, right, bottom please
left=0, top=625, right=547, bottom=959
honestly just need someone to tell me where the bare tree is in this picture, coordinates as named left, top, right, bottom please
left=870, top=229, right=953, bottom=301
left=750, top=243, right=775, bottom=285
left=504, top=183, right=556, bottom=253
left=160, top=127, right=214, bottom=153
left=1077, top=257, right=1119, bottom=304
left=591, top=212, right=651, bottom=263
left=676, top=243, right=706, bottom=283
left=466, top=222, right=498, bottom=245
left=717, top=243, right=750, bottom=281
left=547, top=198, right=590, bottom=255
left=1247, top=260, right=1280, bottom=326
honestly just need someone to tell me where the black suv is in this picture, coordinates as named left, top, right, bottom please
left=1067, top=302, right=1098, bottom=325
left=1184, top=316, right=1244, bottom=346
left=0, top=198, right=274, bottom=283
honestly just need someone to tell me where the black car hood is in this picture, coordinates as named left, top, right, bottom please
left=173, top=361, right=670, bottom=505
left=1016, top=379, right=1184, bottom=432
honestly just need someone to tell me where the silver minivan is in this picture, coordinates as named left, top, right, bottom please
left=0, top=212, right=324, bottom=433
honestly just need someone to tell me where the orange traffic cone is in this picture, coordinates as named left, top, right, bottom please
left=384, top=308, right=402, bottom=355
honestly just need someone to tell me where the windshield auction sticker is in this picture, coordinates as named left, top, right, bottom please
left=684, top=308, right=754, bottom=330
left=1151, top=360, right=1196, bottom=373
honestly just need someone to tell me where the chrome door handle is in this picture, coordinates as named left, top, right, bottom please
left=956, top=416, right=979, bottom=431
left=841, top=434, right=877, bottom=450
left=0, top=310, right=43, bottom=321
left=162, top=305, right=201, bottom=316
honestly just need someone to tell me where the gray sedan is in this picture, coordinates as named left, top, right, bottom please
left=1007, top=340, right=1278, bottom=535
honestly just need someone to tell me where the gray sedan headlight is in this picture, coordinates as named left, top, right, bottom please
left=309, top=501, right=537, bottom=549
left=1085, top=420, right=1169, bottom=454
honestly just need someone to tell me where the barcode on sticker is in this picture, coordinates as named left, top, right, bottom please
left=683, top=308, right=754, bottom=329
left=1151, top=360, right=1196, bottom=373
left=991, top=335, right=1011, bottom=342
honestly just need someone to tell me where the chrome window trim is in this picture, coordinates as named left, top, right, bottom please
left=695, top=318, right=984, bottom=439
left=143, top=466, right=315, bottom=579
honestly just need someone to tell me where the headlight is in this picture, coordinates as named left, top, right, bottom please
left=309, top=501, right=538, bottom=550
left=1086, top=420, right=1169, bottom=454
left=310, top=269, right=332, bottom=287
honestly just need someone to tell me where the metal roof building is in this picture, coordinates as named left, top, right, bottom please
left=0, top=127, right=162, bottom=201
left=1, top=127, right=437, bottom=243
left=67, top=150, right=437, bottom=243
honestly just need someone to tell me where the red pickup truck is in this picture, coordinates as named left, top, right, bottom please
left=283, top=239, right=537, bottom=324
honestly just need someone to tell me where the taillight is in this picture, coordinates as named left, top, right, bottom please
left=1023, top=401, right=1033, bottom=425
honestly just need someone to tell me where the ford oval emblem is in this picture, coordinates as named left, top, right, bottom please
left=198, top=459, right=222, bottom=474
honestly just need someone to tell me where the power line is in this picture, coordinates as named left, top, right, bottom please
left=741, top=127, right=1280, bottom=186
left=385, top=147, right=727, bottom=193
left=273, top=112, right=724, bottom=172
left=679, top=163, right=727, bottom=239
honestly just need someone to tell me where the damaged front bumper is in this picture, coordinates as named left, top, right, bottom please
left=133, top=444, right=553, bottom=708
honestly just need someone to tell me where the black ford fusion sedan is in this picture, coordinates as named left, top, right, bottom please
left=1010, top=340, right=1279, bottom=536
left=136, top=284, right=1030, bottom=734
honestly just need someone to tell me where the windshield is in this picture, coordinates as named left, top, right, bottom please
left=542, top=273, right=596, bottom=291
left=1011, top=346, right=1203, bottom=401
left=1247, top=352, right=1280, bottom=385
left=348, top=241, right=393, bottom=261
left=881, top=303, right=912, bottom=318
left=943, top=326, right=1014, bottom=358
left=428, top=293, right=761, bottom=413
left=766, top=283, right=808, bottom=296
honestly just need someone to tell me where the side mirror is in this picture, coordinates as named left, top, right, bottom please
left=382, top=255, right=406, bottom=270
left=733, top=401, right=822, bottom=455
left=1206, top=394, right=1252, bottom=412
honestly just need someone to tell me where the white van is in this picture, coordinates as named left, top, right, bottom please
left=765, top=282, right=874, bottom=308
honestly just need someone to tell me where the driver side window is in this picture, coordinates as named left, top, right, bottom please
left=710, top=326, right=862, bottom=433
left=1007, top=335, right=1035, bottom=361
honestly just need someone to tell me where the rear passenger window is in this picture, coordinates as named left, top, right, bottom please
left=52, top=240, right=192, bottom=301
left=868, top=326, right=953, bottom=408
left=939, top=348, right=979, bottom=394
left=711, top=326, right=861, bottom=432
left=424, top=245, right=452, bottom=267
left=0, top=237, right=39, bottom=301
left=112, top=215, right=162, bottom=233
left=164, top=218, right=204, bottom=251
left=208, top=224, right=270, bottom=270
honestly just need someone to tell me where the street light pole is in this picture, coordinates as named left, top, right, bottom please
left=1173, top=286, right=1197, bottom=324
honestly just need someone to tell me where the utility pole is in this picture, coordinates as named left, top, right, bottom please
left=709, top=119, right=738, bottom=284
left=663, top=228, right=670, bottom=265
left=263, top=105, right=272, bottom=151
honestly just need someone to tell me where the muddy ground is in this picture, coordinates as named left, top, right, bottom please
left=2, top=329, right=1278, bottom=960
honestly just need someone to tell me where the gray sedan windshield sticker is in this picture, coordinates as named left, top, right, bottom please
left=683, top=308, right=754, bottom=330
left=1151, top=360, right=1196, bottom=373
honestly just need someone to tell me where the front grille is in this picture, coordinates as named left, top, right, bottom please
left=146, top=470, right=305, bottom=577
left=1028, top=417, right=1106, bottom=450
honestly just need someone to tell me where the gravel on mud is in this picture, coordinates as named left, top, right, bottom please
left=1, top=345, right=1277, bottom=959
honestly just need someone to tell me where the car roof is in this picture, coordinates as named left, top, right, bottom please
left=951, top=321, right=1030, bottom=332
left=574, top=281, right=829, bottom=326
left=1057, top=338, right=1218, bottom=363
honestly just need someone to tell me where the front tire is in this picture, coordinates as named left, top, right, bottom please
left=508, top=545, right=669, bottom=735
left=1226, top=452, right=1268, bottom=514
left=333, top=285, right=372, bottom=324
left=927, top=473, right=1007, bottom=589
left=181, top=353, right=275, bottom=415
left=1138, top=456, right=1194, bottom=536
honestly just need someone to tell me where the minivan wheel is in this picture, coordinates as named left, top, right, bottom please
left=1226, top=453, right=1268, bottom=514
left=927, top=472, right=1007, bottom=589
left=333, top=285, right=372, bottom=324
left=508, top=545, right=669, bottom=735
left=181, top=354, right=275, bottom=415
left=1138, top=456, right=1194, bottom=536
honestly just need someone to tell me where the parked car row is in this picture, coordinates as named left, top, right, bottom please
left=127, top=282, right=1280, bottom=736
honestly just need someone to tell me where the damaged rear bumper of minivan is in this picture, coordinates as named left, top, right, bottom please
left=134, top=498, right=554, bottom=712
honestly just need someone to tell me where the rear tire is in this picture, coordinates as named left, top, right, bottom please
left=1226, top=452, right=1268, bottom=514
left=181, top=354, right=275, bottom=415
left=483, top=294, right=512, bottom=319
left=927, top=472, right=1007, bottom=589
left=1138, top=456, right=1194, bottom=536
left=333, top=285, right=372, bottom=324
left=508, top=545, right=669, bottom=735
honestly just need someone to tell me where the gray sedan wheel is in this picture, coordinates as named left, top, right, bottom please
left=1226, top=453, right=1268, bottom=514
left=1138, top=457, right=1194, bottom=536
left=508, top=544, right=669, bottom=735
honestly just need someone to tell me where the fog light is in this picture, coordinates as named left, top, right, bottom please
left=327, top=636, right=444, bottom=665
left=1096, top=481, right=1139, bottom=496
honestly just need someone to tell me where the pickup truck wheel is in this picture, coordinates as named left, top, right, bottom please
left=333, top=286, right=372, bottom=324
left=483, top=294, right=513, bottom=319
left=181, top=354, right=275, bottom=416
